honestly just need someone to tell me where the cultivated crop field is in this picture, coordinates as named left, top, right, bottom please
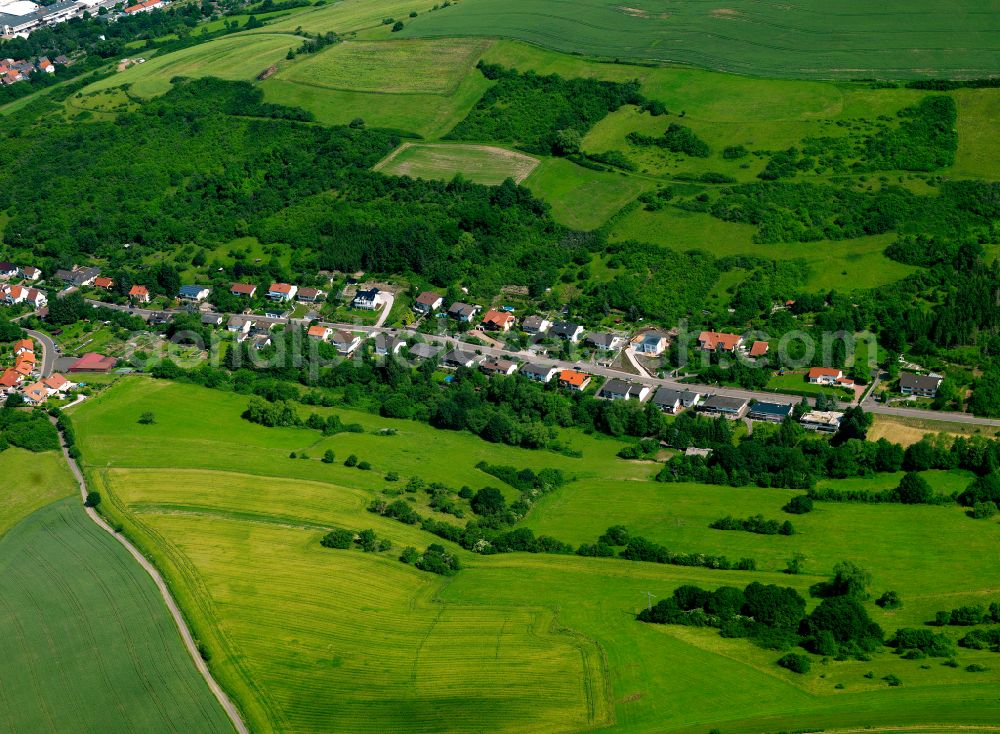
left=71, top=378, right=1000, bottom=734
left=0, top=496, right=232, bottom=733
left=0, top=448, right=76, bottom=535
left=375, top=142, right=540, bottom=184
left=398, top=0, right=1000, bottom=80
left=276, top=39, right=492, bottom=94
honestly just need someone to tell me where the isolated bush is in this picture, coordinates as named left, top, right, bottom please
left=777, top=653, right=811, bottom=674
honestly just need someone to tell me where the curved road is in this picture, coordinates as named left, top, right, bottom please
left=25, top=329, right=56, bottom=378
left=51, top=415, right=249, bottom=734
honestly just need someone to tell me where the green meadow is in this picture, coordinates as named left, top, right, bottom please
left=398, top=0, right=999, bottom=80
left=374, top=142, right=539, bottom=184
left=0, top=450, right=231, bottom=733
left=70, top=378, right=1000, bottom=734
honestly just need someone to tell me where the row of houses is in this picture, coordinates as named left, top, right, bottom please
left=0, top=283, right=46, bottom=308
left=0, top=261, right=42, bottom=281
left=0, top=337, right=76, bottom=405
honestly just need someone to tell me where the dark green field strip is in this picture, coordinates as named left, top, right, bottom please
left=0, top=498, right=232, bottom=734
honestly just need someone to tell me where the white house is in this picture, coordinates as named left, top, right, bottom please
left=352, top=288, right=383, bottom=310
left=267, top=283, right=298, bottom=302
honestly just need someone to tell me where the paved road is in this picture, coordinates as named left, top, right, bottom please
left=25, top=329, right=56, bottom=377
left=82, top=299, right=1000, bottom=428
left=51, top=413, right=249, bottom=734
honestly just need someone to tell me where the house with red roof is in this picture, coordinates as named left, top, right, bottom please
left=129, top=285, right=150, bottom=303
left=0, top=368, right=22, bottom=392
left=480, top=309, right=515, bottom=332
left=230, top=283, right=258, bottom=298
left=749, top=341, right=769, bottom=358
left=93, top=276, right=114, bottom=290
left=21, top=381, right=48, bottom=405
left=698, top=331, right=743, bottom=352
left=69, top=353, right=117, bottom=373
left=267, top=283, right=297, bottom=301
left=558, top=369, right=591, bottom=391
left=807, top=367, right=854, bottom=387
left=14, top=338, right=33, bottom=355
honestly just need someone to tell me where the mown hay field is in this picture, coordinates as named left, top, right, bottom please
left=398, top=0, right=1000, bottom=80
left=375, top=142, right=539, bottom=184
left=276, top=39, right=492, bottom=94
left=71, top=377, right=1000, bottom=734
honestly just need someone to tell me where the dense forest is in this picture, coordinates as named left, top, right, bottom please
left=446, top=62, right=646, bottom=155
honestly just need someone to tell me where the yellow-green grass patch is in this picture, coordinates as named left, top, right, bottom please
left=276, top=38, right=492, bottom=94
left=523, top=157, right=654, bottom=230
left=0, top=448, right=76, bottom=537
left=261, top=0, right=435, bottom=35
left=374, top=141, right=539, bottom=184
left=869, top=413, right=1000, bottom=447
left=80, top=32, right=299, bottom=99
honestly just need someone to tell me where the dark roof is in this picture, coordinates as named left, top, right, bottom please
left=550, top=321, right=582, bottom=337
left=749, top=401, right=793, bottom=418
left=442, top=348, right=476, bottom=365
left=899, top=373, right=942, bottom=391
left=409, top=343, right=441, bottom=359
left=602, top=378, right=646, bottom=398
left=354, top=287, right=380, bottom=300
left=178, top=284, right=207, bottom=297
left=520, top=362, right=555, bottom=377
left=521, top=315, right=547, bottom=330
left=701, top=394, right=749, bottom=412
left=481, top=358, right=516, bottom=372
left=0, top=261, right=16, bottom=272
left=448, top=301, right=476, bottom=317
left=201, top=313, right=223, bottom=325
left=652, top=387, right=684, bottom=407
left=586, top=332, right=617, bottom=347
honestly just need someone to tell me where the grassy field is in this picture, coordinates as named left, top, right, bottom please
left=374, top=142, right=539, bottom=184
left=69, top=377, right=1000, bottom=734
left=79, top=32, right=299, bottom=99
left=398, top=0, right=1000, bottom=80
left=276, top=38, right=491, bottom=94
left=0, top=448, right=77, bottom=536
left=523, top=158, right=653, bottom=230
left=0, top=495, right=233, bottom=733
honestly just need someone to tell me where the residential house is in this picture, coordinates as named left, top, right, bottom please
left=21, top=266, right=41, bottom=281
left=93, top=276, right=114, bottom=290
left=558, top=369, right=591, bottom=391
left=263, top=308, right=289, bottom=320
left=0, top=368, right=22, bottom=392
left=807, top=367, right=854, bottom=387
left=519, top=362, right=559, bottom=383
left=69, top=353, right=117, bottom=373
left=23, top=287, right=46, bottom=309
left=249, top=320, right=274, bottom=337
left=600, top=378, right=650, bottom=402
left=129, top=285, right=150, bottom=303
left=651, top=387, right=690, bottom=414
left=480, top=357, right=518, bottom=376
left=230, top=283, right=257, bottom=298
left=442, top=348, right=477, bottom=369
left=748, top=401, right=793, bottom=423
left=749, top=341, right=769, bottom=358
left=899, top=373, right=943, bottom=397
left=21, top=381, right=48, bottom=405
left=699, top=394, right=749, bottom=419
left=178, top=285, right=210, bottom=301
left=2, top=285, right=26, bottom=305
left=521, top=315, right=550, bottom=335
left=409, top=343, right=442, bottom=360
left=698, top=331, right=743, bottom=352
left=352, top=287, right=383, bottom=310
left=42, top=373, right=73, bottom=396
left=634, top=331, right=669, bottom=356
left=447, top=302, right=478, bottom=322
left=307, top=325, right=332, bottom=341
left=413, top=291, right=443, bottom=315
left=55, top=266, right=101, bottom=287
left=201, top=313, right=224, bottom=327
left=481, top=309, right=515, bottom=332
left=373, top=333, right=406, bottom=356
left=227, top=316, right=252, bottom=336
left=267, top=283, right=297, bottom=302
left=330, top=329, right=361, bottom=356
left=14, top=338, right=33, bottom=355
left=586, top=332, right=623, bottom=351
left=685, top=447, right=713, bottom=458
left=0, top=262, right=17, bottom=279
left=252, top=334, right=272, bottom=351
left=296, top=287, right=325, bottom=303
left=550, top=321, right=584, bottom=343
left=800, top=410, right=843, bottom=433
left=123, top=0, right=163, bottom=13
left=36, top=57, right=54, bottom=73
left=54, top=55, right=71, bottom=66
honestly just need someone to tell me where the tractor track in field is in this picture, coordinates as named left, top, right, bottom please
left=51, top=416, right=249, bottom=734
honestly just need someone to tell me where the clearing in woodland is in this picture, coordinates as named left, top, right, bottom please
left=374, top=142, right=540, bottom=184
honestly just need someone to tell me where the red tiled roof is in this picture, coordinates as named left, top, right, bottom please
left=416, top=291, right=442, bottom=306
left=699, top=331, right=742, bottom=351
left=0, top=368, right=20, bottom=387
left=231, top=283, right=257, bottom=295
left=94, top=277, right=114, bottom=289
left=481, top=309, right=514, bottom=328
left=749, top=341, right=769, bottom=357
left=14, top=338, right=33, bottom=352
left=129, top=285, right=149, bottom=297
left=808, top=367, right=842, bottom=379
left=268, top=283, right=293, bottom=294
left=307, top=325, right=329, bottom=338
left=559, top=369, right=589, bottom=387
left=69, top=352, right=117, bottom=372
